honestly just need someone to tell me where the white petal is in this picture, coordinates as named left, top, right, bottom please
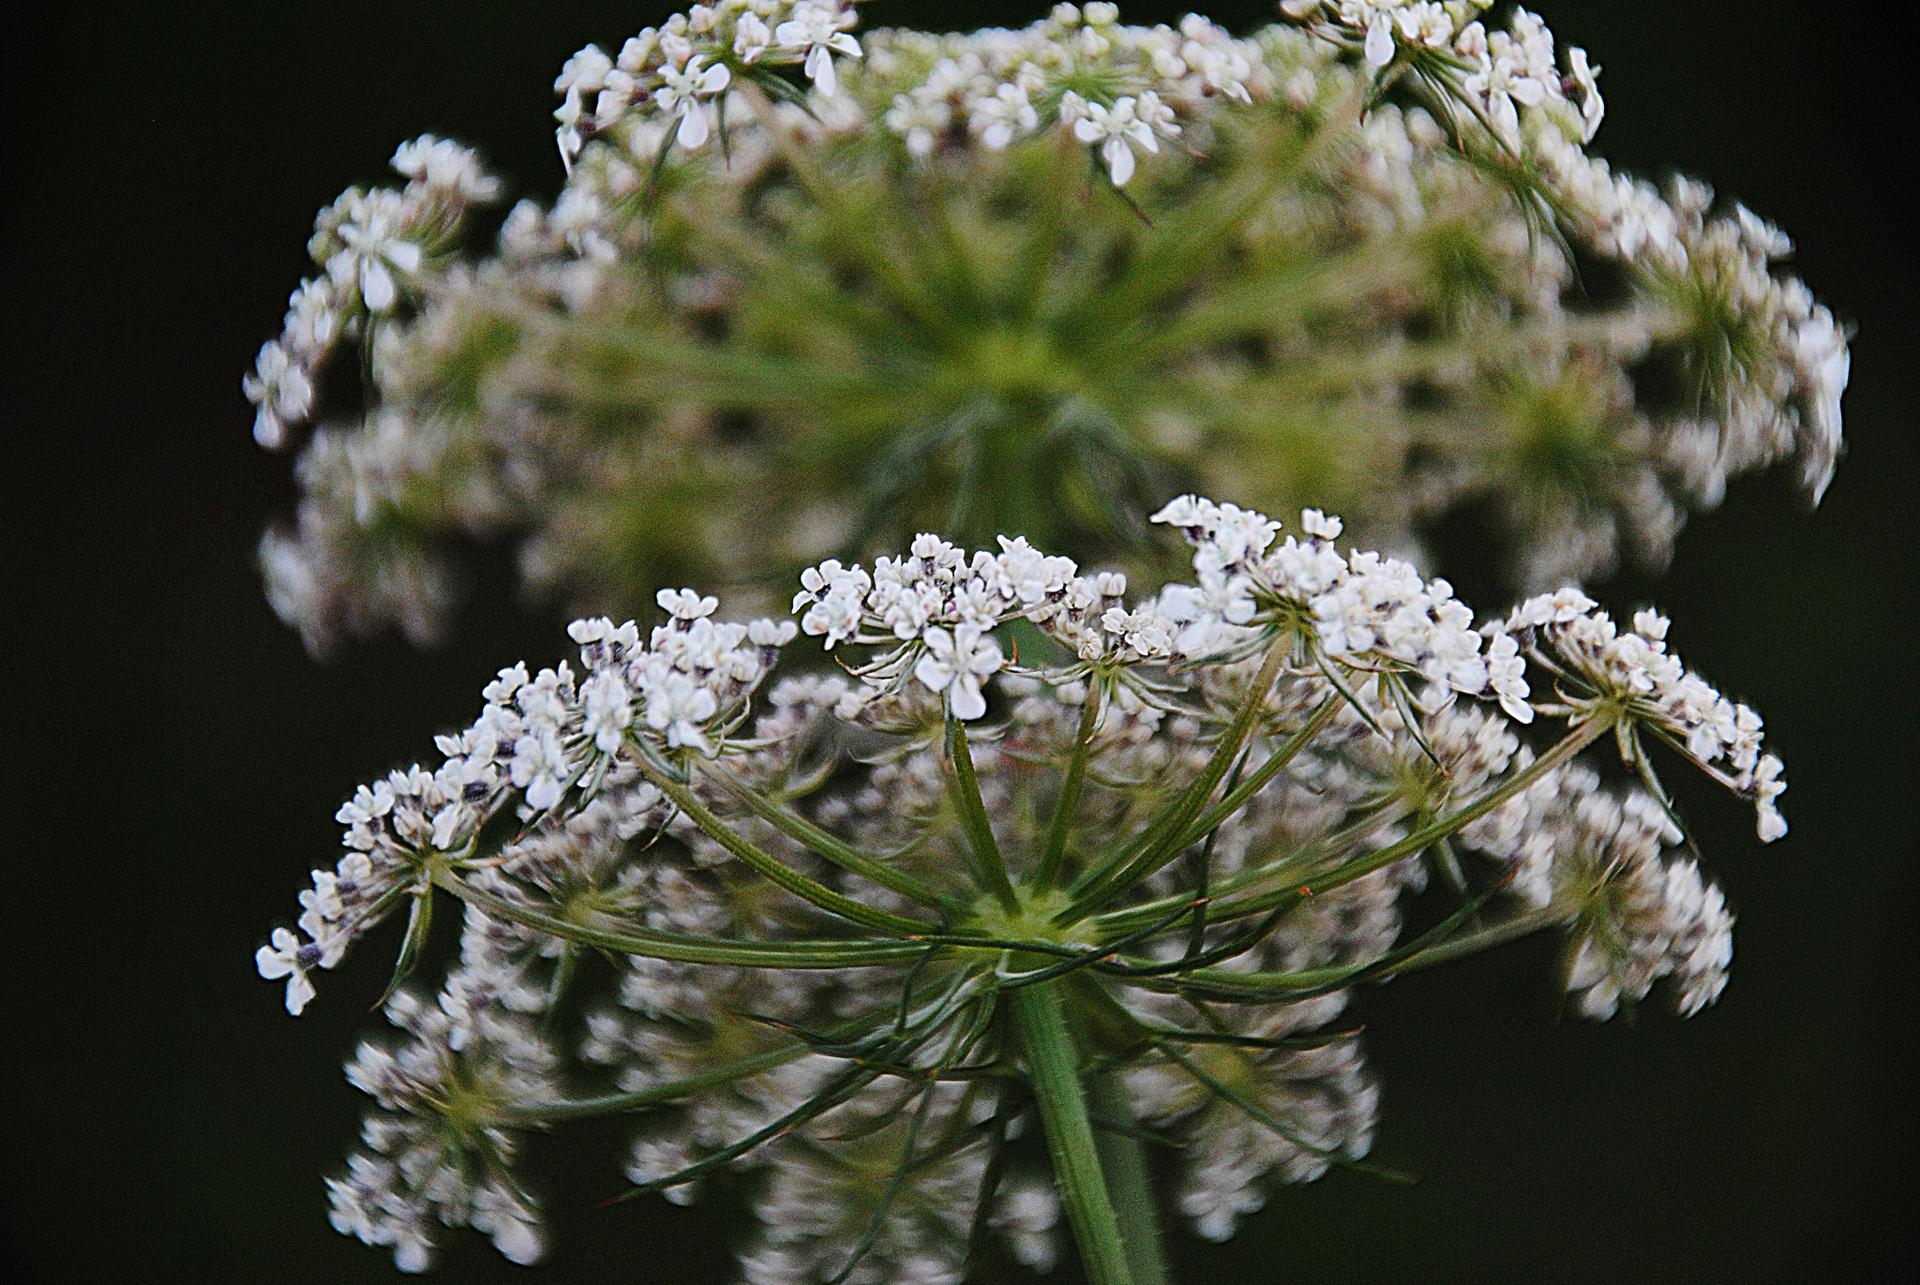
left=285, top=972, right=316, bottom=1016
left=951, top=675, right=987, bottom=721
left=914, top=653, right=953, bottom=694
left=677, top=104, right=710, bottom=150
left=1103, top=138, right=1135, bottom=186
left=255, top=943, right=291, bottom=980
left=385, top=240, right=423, bottom=273
left=252, top=409, right=287, bottom=450
left=360, top=258, right=396, bottom=312
left=1364, top=16, right=1394, bottom=67
left=806, top=45, right=837, bottom=97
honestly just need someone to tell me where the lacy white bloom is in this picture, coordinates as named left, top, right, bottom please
left=264, top=496, right=1789, bottom=1276
left=249, top=3, right=1844, bottom=656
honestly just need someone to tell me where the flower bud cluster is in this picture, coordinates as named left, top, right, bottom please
left=243, top=137, right=498, bottom=450
left=328, top=981, right=556, bottom=1272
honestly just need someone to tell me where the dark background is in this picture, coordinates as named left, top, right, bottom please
left=6, top=2, right=1914, bottom=1280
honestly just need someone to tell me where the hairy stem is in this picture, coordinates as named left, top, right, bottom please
left=1009, top=982, right=1136, bottom=1285
left=1088, top=1071, right=1170, bottom=1285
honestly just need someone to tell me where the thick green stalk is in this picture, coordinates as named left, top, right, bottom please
left=1009, top=983, right=1135, bottom=1285
left=1088, top=1071, right=1170, bottom=1285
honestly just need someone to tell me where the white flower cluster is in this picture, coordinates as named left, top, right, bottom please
left=1129, top=996, right=1377, bottom=1241
left=328, top=987, right=556, bottom=1272
left=795, top=531, right=1190, bottom=720
left=246, top=4, right=1848, bottom=656
left=869, top=4, right=1245, bottom=185
left=1512, top=764, right=1736, bottom=1020
left=242, top=137, right=497, bottom=450
left=1496, top=592, right=1787, bottom=841
left=1282, top=3, right=1602, bottom=145
left=1530, top=145, right=1851, bottom=501
left=553, top=1, right=860, bottom=166
left=1151, top=495, right=1529, bottom=717
left=264, top=495, right=1790, bottom=1273
left=257, top=588, right=794, bottom=1016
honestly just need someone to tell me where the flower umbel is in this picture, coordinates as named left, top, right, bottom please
left=260, top=497, right=1781, bottom=1278
left=244, top=1, right=1846, bottom=656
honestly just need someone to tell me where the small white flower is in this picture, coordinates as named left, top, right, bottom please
left=581, top=669, right=634, bottom=753
left=1566, top=46, right=1603, bottom=142
left=256, top=927, right=318, bottom=1015
left=1299, top=508, right=1343, bottom=541
left=657, top=55, right=731, bottom=150
left=775, top=2, right=862, bottom=99
left=242, top=341, right=313, bottom=449
left=656, top=587, right=719, bottom=621
left=510, top=728, right=571, bottom=810
left=971, top=82, right=1039, bottom=150
left=1072, top=96, right=1161, bottom=187
left=645, top=670, right=720, bottom=752
left=733, top=13, right=773, bottom=63
left=914, top=624, right=1004, bottom=720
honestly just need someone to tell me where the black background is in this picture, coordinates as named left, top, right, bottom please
left=5, top=2, right=1915, bottom=1280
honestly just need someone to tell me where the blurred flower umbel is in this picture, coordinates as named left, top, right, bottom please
left=260, top=496, right=1779, bottom=1279
left=245, top=1, right=1846, bottom=655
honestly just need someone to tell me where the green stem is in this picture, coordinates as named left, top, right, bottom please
left=639, top=755, right=937, bottom=936
left=1063, top=635, right=1291, bottom=922
left=1036, top=681, right=1106, bottom=889
left=1088, top=1071, right=1170, bottom=1285
left=713, top=768, right=959, bottom=912
left=1377, top=904, right=1572, bottom=976
left=945, top=714, right=1022, bottom=914
left=498, top=1046, right=802, bottom=1125
left=1093, top=715, right=1608, bottom=935
left=430, top=867, right=924, bottom=969
left=1168, top=694, right=1339, bottom=856
left=1009, top=983, right=1135, bottom=1285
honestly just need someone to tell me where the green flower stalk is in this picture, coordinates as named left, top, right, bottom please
left=260, top=495, right=1778, bottom=1279
left=245, top=1, right=1847, bottom=656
